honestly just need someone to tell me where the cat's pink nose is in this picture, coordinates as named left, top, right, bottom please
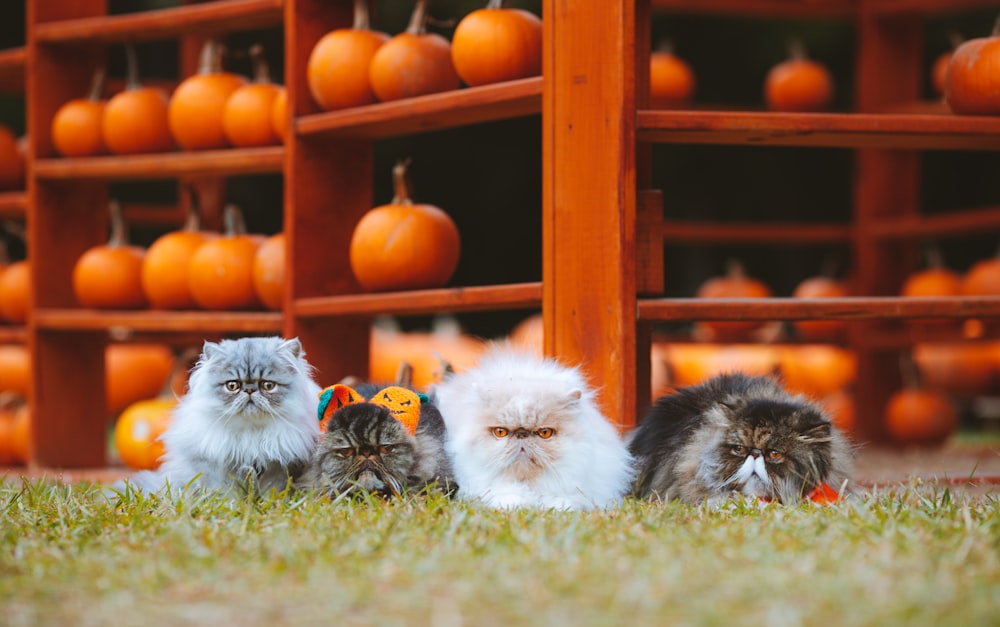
left=750, top=448, right=762, bottom=458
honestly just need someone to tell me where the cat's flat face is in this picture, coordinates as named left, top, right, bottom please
left=310, top=403, right=417, bottom=497
left=199, top=338, right=303, bottom=420
left=711, top=399, right=833, bottom=501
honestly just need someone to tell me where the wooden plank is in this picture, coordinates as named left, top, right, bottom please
left=652, top=0, right=857, bottom=17
left=34, top=147, right=284, bottom=180
left=0, top=192, right=27, bottom=219
left=0, top=327, right=26, bottom=344
left=662, top=220, right=852, bottom=243
left=638, top=296, right=1000, bottom=321
left=33, top=309, right=283, bottom=333
left=867, top=0, right=1000, bottom=16
left=867, top=205, right=1000, bottom=240
left=637, top=110, right=1000, bottom=150
left=294, top=283, right=543, bottom=318
left=637, top=190, right=664, bottom=295
left=544, top=0, right=638, bottom=431
left=0, top=47, right=26, bottom=92
left=295, top=77, right=542, bottom=139
left=34, top=0, right=283, bottom=45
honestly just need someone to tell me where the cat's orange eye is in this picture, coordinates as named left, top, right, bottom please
left=731, top=445, right=747, bottom=456
left=225, top=380, right=240, bottom=392
left=260, top=380, right=277, bottom=392
left=767, top=450, right=784, bottom=462
left=335, top=448, right=354, bottom=458
left=536, top=428, right=555, bottom=439
left=491, top=427, right=509, bottom=438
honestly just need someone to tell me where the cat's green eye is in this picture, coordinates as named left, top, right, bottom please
left=491, top=427, right=509, bottom=438
left=767, top=450, right=784, bottom=462
left=731, top=445, right=747, bottom=456
left=260, top=380, right=277, bottom=392
left=225, top=380, right=241, bottom=392
left=536, top=428, right=555, bottom=439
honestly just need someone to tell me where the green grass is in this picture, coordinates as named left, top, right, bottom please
left=2, top=479, right=999, bottom=627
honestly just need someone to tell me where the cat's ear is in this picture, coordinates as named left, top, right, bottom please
left=797, top=412, right=833, bottom=443
left=280, top=337, right=304, bottom=358
left=201, top=340, right=221, bottom=362
left=565, top=389, right=583, bottom=404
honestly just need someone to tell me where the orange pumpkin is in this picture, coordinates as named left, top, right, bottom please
left=51, top=67, right=108, bottom=157
left=508, top=312, right=544, bottom=355
left=369, top=0, right=461, bottom=102
left=271, top=86, right=287, bottom=142
left=961, top=254, right=1000, bottom=296
left=0, top=259, right=29, bottom=324
left=307, top=0, right=389, bottom=111
left=901, top=248, right=963, bottom=330
left=106, top=343, right=175, bottom=415
left=820, top=389, right=854, bottom=436
left=169, top=39, right=247, bottom=150
left=0, top=125, right=25, bottom=190
left=451, top=0, right=542, bottom=87
left=252, top=232, right=285, bottom=311
left=665, top=343, right=779, bottom=388
left=370, top=317, right=485, bottom=390
left=8, top=401, right=30, bottom=465
left=931, top=32, right=963, bottom=98
left=222, top=45, right=282, bottom=147
left=791, top=274, right=850, bottom=342
left=114, top=397, right=176, bottom=470
left=885, top=387, right=958, bottom=446
left=73, top=201, right=147, bottom=309
left=779, top=344, right=856, bottom=398
left=0, top=344, right=29, bottom=396
left=913, top=341, right=995, bottom=398
left=694, top=260, right=772, bottom=342
left=0, top=393, right=24, bottom=466
left=141, top=190, right=218, bottom=310
left=764, top=39, right=834, bottom=112
left=350, top=159, right=460, bottom=292
left=188, top=204, right=264, bottom=310
left=945, top=19, right=1000, bottom=115
left=102, top=44, right=175, bottom=155
left=649, top=42, right=696, bottom=108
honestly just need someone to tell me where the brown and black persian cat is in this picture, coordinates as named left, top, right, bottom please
left=628, top=372, right=853, bottom=505
left=296, top=382, right=456, bottom=498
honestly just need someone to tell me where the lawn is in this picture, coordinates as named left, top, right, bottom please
left=2, top=479, right=998, bottom=626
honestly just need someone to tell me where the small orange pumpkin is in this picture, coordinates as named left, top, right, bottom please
left=0, top=393, right=27, bottom=466
left=791, top=272, right=850, bottom=342
left=0, top=259, right=29, bottom=324
left=0, top=344, right=29, bottom=396
left=451, top=0, right=542, bottom=87
left=114, top=396, right=176, bottom=470
left=944, top=18, right=1000, bottom=115
left=885, top=387, right=958, bottom=446
left=961, top=253, right=1000, bottom=296
left=102, top=44, right=175, bottom=155
left=778, top=344, right=856, bottom=398
left=169, top=39, right=247, bottom=150
left=694, top=260, right=773, bottom=342
left=73, top=201, right=148, bottom=309
left=106, top=343, right=176, bottom=415
left=188, top=204, right=264, bottom=310
left=350, top=159, right=460, bottom=292
left=369, top=0, right=461, bottom=102
left=931, top=32, right=963, bottom=98
left=370, top=317, right=485, bottom=390
left=913, top=341, right=996, bottom=398
left=764, top=39, right=834, bottom=112
left=222, top=45, right=282, bottom=147
left=51, top=67, right=108, bottom=157
left=0, top=125, right=25, bottom=190
left=307, top=0, right=389, bottom=111
left=665, top=343, right=779, bottom=388
left=901, top=247, right=963, bottom=330
left=252, top=232, right=285, bottom=311
left=649, top=42, right=696, bottom=108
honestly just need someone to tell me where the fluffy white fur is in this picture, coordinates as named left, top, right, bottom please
left=432, top=346, right=635, bottom=510
left=126, top=336, right=321, bottom=497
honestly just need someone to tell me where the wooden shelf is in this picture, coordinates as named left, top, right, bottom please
left=662, top=220, right=851, bottom=244
left=652, top=0, right=856, bottom=18
left=0, top=192, right=27, bottom=219
left=295, top=77, right=542, bottom=140
left=0, top=47, right=25, bottom=92
left=33, top=309, right=283, bottom=334
left=867, top=205, right=1000, bottom=240
left=638, top=296, right=1000, bottom=322
left=0, top=326, right=27, bottom=344
left=867, top=0, right=1000, bottom=16
left=34, top=147, right=283, bottom=181
left=294, top=283, right=543, bottom=318
left=34, top=0, right=283, bottom=45
left=637, top=110, right=1000, bottom=150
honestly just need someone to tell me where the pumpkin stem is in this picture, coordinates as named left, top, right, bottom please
left=0, top=234, right=8, bottom=267
left=724, top=258, right=747, bottom=279
left=406, top=0, right=431, bottom=36
left=222, top=204, right=248, bottom=237
left=107, top=200, right=130, bottom=248
left=352, top=0, right=372, bottom=30
left=123, top=42, right=142, bottom=91
left=197, top=38, right=225, bottom=75
left=923, top=245, right=945, bottom=269
left=182, top=185, right=204, bottom=233
left=946, top=30, right=964, bottom=50
left=819, top=255, right=841, bottom=279
left=486, top=0, right=508, bottom=9
left=787, top=37, right=808, bottom=61
left=655, top=39, right=675, bottom=55
left=391, top=158, right=414, bottom=206
left=993, top=15, right=1000, bottom=38
left=87, top=66, right=107, bottom=101
left=249, top=44, right=271, bottom=84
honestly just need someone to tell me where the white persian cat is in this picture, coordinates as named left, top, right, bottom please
left=432, top=346, right=635, bottom=510
left=125, top=336, right=321, bottom=497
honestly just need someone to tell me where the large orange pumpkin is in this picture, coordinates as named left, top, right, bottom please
left=764, top=39, right=834, bottom=112
left=0, top=344, right=29, bottom=396
left=188, top=204, right=264, bottom=310
left=106, top=343, right=175, bottom=415
left=451, top=0, right=542, bottom=87
left=370, top=317, right=485, bottom=391
left=694, top=260, right=772, bottom=342
left=114, top=396, right=176, bottom=470
left=141, top=190, right=218, bottom=310
left=649, top=42, right=696, bottom=108
left=169, top=39, right=247, bottom=150
left=51, top=67, right=108, bottom=157
left=350, top=159, right=460, bottom=292
left=307, top=0, right=389, bottom=111
left=913, top=341, right=995, bottom=398
left=0, top=259, right=29, bottom=323
left=944, top=19, right=1000, bottom=115
left=369, top=0, right=461, bottom=102
left=222, top=45, right=282, bottom=147
left=73, top=201, right=147, bottom=309
left=885, top=387, right=958, bottom=446
left=252, top=232, right=285, bottom=311
left=665, top=343, right=779, bottom=388
left=0, top=125, right=25, bottom=190
left=102, top=44, right=175, bottom=155
left=779, top=344, right=856, bottom=398
left=791, top=274, right=850, bottom=342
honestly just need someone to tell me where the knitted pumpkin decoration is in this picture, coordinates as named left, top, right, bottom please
left=317, top=383, right=424, bottom=435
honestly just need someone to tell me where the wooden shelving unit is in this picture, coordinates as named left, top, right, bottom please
left=9, top=0, right=1000, bottom=468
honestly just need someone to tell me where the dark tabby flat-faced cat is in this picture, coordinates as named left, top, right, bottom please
left=628, top=372, right=853, bottom=505
left=296, top=383, right=456, bottom=498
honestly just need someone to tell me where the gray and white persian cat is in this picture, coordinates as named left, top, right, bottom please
left=296, top=382, right=456, bottom=498
left=127, top=336, right=321, bottom=497
left=628, top=372, right=853, bottom=505
left=432, top=346, right=636, bottom=510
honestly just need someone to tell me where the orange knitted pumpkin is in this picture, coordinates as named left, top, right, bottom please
left=51, top=67, right=108, bottom=157
left=307, top=0, right=389, bottom=111
left=451, top=0, right=542, bottom=87
left=73, top=201, right=148, bottom=309
left=222, top=45, right=282, bottom=147
left=169, top=39, right=247, bottom=150
left=102, top=44, right=175, bottom=155
left=188, top=204, right=264, bottom=310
